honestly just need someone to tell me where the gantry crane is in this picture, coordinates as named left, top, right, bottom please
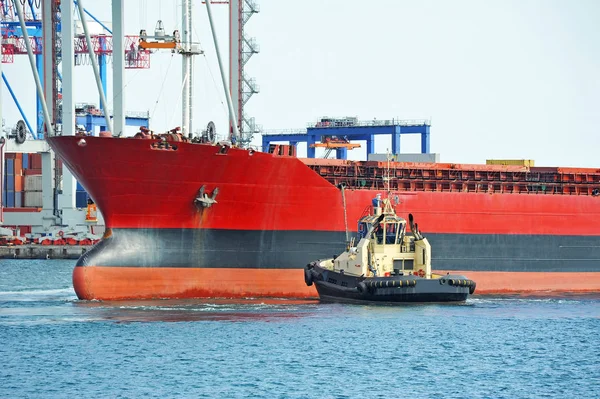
left=1, top=0, right=151, bottom=139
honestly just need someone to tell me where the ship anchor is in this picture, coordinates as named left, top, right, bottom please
left=195, top=185, right=219, bottom=208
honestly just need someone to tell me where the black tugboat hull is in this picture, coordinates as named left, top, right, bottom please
left=306, top=263, right=475, bottom=304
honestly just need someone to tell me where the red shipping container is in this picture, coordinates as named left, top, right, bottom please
left=24, top=168, right=42, bottom=175
left=30, top=153, right=42, bottom=169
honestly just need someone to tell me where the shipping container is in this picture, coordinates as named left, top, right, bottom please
left=368, top=153, right=441, bottom=163
left=30, top=153, right=42, bottom=169
left=6, top=158, right=14, bottom=175
left=14, top=175, right=24, bottom=192
left=14, top=157, right=22, bottom=178
left=6, top=175, right=14, bottom=191
left=24, top=168, right=42, bottom=175
left=14, top=192, right=22, bottom=207
left=5, top=190, right=15, bottom=207
left=25, top=175, right=43, bottom=191
left=76, top=191, right=89, bottom=208
left=24, top=191, right=43, bottom=207
left=486, top=159, right=535, bottom=167
left=76, top=181, right=84, bottom=191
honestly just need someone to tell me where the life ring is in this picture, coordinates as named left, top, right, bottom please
left=304, top=267, right=313, bottom=286
left=418, top=269, right=425, bottom=278
left=57, top=230, right=64, bottom=237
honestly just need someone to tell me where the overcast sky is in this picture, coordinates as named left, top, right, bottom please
left=2, top=0, right=599, bottom=166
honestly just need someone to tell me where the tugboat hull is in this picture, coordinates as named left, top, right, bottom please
left=306, top=263, right=475, bottom=304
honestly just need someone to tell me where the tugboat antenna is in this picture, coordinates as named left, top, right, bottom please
left=383, top=149, right=394, bottom=214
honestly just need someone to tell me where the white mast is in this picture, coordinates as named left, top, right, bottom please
left=75, top=0, right=113, bottom=134
left=13, top=0, right=54, bottom=136
left=112, top=0, right=125, bottom=137
left=205, top=0, right=239, bottom=140
left=181, top=0, right=193, bottom=136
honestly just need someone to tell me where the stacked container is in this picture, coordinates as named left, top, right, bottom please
left=2, top=154, right=24, bottom=208
left=3, top=152, right=89, bottom=209
left=24, top=174, right=43, bottom=207
left=23, top=153, right=43, bottom=208
left=3, top=157, right=15, bottom=207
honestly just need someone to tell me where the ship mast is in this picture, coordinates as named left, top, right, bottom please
left=181, top=0, right=193, bottom=136
left=205, top=0, right=240, bottom=141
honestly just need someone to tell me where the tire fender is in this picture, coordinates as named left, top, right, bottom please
left=304, top=267, right=314, bottom=286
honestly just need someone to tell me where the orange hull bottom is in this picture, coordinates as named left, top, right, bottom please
left=446, top=270, right=600, bottom=295
left=72, top=267, right=600, bottom=300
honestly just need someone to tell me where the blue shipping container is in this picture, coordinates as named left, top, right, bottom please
left=14, top=192, right=22, bottom=208
left=5, top=190, right=15, bottom=207
left=75, top=191, right=88, bottom=208
left=76, top=181, right=84, bottom=191
left=6, top=175, right=14, bottom=191
left=6, top=159, right=14, bottom=175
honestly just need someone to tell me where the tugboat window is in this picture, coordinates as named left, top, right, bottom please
left=358, top=222, right=368, bottom=239
left=375, top=225, right=384, bottom=244
left=385, top=223, right=397, bottom=244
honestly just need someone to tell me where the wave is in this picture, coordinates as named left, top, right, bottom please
left=0, top=287, right=73, bottom=296
left=0, top=287, right=76, bottom=301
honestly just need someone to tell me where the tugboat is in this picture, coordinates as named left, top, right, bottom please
left=304, top=195, right=476, bottom=304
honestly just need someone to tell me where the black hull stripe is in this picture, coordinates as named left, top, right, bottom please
left=77, top=228, right=600, bottom=272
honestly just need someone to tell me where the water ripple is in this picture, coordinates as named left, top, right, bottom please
left=1, top=259, right=599, bottom=398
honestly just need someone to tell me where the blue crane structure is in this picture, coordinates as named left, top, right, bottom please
left=262, top=117, right=431, bottom=160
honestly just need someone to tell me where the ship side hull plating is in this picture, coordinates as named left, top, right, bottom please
left=46, top=136, right=600, bottom=300
left=74, top=228, right=600, bottom=299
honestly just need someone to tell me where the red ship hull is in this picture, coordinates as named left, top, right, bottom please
left=47, top=136, right=600, bottom=300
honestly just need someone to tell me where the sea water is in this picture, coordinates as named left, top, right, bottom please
left=0, top=259, right=598, bottom=398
